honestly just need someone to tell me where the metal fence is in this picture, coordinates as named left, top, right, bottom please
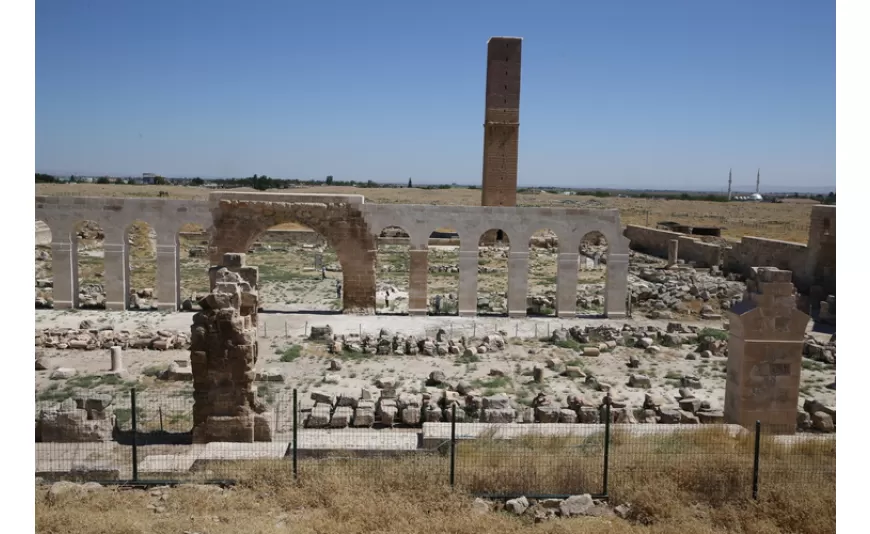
left=35, top=389, right=835, bottom=500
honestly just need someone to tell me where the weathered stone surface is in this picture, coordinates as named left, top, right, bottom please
left=306, top=404, right=332, bottom=428
left=480, top=408, right=516, bottom=423
left=628, top=374, right=651, bottom=388
left=190, top=261, right=270, bottom=443
left=330, top=406, right=353, bottom=428
left=50, top=368, right=76, bottom=380
left=560, top=494, right=594, bottom=517
left=505, top=496, right=529, bottom=515
left=352, top=407, right=375, bottom=427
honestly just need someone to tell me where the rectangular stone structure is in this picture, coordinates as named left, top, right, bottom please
left=667, top=239, right=679, bottom=266
left=724, top=267, right=810, bottom=434
left=481, top=37, right=522, bottom=208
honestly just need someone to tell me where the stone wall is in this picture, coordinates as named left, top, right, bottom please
left=35, top=192, right=631, bottom=317
left=722, top=237, right=809, bottom=288
left=623, top=225, right=722, bottom=267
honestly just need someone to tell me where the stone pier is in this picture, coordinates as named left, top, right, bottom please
left=724, top=267, right=810, bottom=434
left=190, top=254, right=271, bottom=443
left=667, top=239, right=679, bottom=267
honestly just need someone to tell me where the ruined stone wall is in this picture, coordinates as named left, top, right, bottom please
left=723, top=237, right=809, bottom=290
left=624, top=225, right=722, bottom=267
left=806, top=205, right=835, bottom=298
left=191, top=255, right=271, bottom=443
left=481, top=37, right=521, bottom=208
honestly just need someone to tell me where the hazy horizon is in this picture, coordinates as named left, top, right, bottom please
left=36, top=1, right=835, bottom=189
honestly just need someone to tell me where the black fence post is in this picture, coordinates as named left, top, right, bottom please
left=602, top=400, right=611, bottom=498
left=292, top=388, right=298, bottom=481
left=130, top=388, right=139, bottom=482
left=752, top=420, right=761, bottom=500
left=449, top=404, right=457, bottom=488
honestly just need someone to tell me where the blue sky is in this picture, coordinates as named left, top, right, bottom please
left=36, top=0, right=835, bottom=190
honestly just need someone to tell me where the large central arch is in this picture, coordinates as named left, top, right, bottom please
left=209, top=194, right=377, bottom=313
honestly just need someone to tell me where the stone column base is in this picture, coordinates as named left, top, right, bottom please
left=408, top=308, right=428, bottom=316
left=508, top=310, right=527, bottom=318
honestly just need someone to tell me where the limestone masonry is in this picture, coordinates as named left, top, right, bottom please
left=35, top=192, right=631, bottom=317
left=190, top=254, right=271, bottom=443
left=724, top=267, right=810, bottom=434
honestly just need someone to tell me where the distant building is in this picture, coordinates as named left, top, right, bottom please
left=142, top=173, right=158, bottom=185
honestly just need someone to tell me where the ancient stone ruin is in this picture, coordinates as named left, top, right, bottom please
left=37, top=394, right=115, bottom=442
left=724, top=267, right=810, bottom=434
left=190, top=253, right=271, bottom=443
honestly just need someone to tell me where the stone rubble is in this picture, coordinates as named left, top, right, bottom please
left=36, top=394, right=116, bottom=442
left=35, top=325, right=190, bottom=351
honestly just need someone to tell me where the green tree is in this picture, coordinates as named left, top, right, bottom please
left=154, top=176, right=168, bottom=185
left=191, top=177, right=204, bottom=186
left=326, top=175, right=334, bottom=185
left=408, top=177, right=413, bottom=188
left=96, top=176, right=110, bottom=184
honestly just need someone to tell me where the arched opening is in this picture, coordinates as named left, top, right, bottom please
left=74, top=220, right=105, bottom=309
left=577, top=231, right=609, bottom=316
left=125, top=220, right=158, bottom=310
left=376, top=226, right=411, bottom=314
left=242, top=222, right=341, bottom=312
left=178, top=223, right=209, bottom=310
left=427, top=226, right=459, bottom=315
left=477, top=229, right=510, bottom=316
left=35, top=220, right=52, bottom=308
left=527, top=229, right=558, bottom=316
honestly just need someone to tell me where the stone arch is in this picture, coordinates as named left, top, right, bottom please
left=577, top=230, right=609, bottom=316
left=73, top=219, right=106, bottom=309
left=374, top=225, right=412, bottom=314
left=526, top=228, right=560, bottom=316
left=125, top=220, right=158, bottom=310
left=477, top=228, right=511, bottom=315
left=209, top=200, right=377, bottom=313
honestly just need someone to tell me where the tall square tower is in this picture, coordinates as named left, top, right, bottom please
left=481, top=37, right=522, bottom=207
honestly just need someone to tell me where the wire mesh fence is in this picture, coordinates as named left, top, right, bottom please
left=35, top=389, right=836, bottom=499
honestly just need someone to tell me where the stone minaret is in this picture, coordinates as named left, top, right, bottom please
left=756, top=168, right=760, bottom=194
left=481, top=37, right=522, bottom=207
left=727, top=168, right=732, bottom=200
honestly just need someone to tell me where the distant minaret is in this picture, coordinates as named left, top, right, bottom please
left=756, top=168, right=760, bottom=194
left=727, top=168, right=732, bottom=200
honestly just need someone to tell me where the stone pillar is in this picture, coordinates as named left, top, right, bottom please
left=103, top=230, right=127, bottom=310
left=604, top=253, right=629, bottom=318
left=191, top=255, right=270, bottom=443
left=556, top=252, right=578, bottom=317
left=156, top=236, right=179, bottom=311
left=724, top=267, right=810, bottom=435
left=50, top=234, right=76, bottom=310
left=458, top=249, right=478, bottom=316
left=667, top=239, right=679, bottom=267
left=507, top=251, right=529, bottom=317
left=408, top=249, right=429, bottom=316
left=110, top=346, right=124, bottom=373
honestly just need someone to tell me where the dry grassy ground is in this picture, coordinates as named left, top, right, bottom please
left=35, top=428, right=834, bottom=534
left=37, top=183, right=816, bottom=243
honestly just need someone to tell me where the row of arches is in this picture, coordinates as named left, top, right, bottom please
left=373, top=226, right=609, bottom=317
left=35, top=219, right=612, bottom=316
left=35, top=219, right=206, bottom=310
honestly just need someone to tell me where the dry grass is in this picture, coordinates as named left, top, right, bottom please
left=36, top=428, right=834, bottom=534
left=37, top=183, right=816, bottom=243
